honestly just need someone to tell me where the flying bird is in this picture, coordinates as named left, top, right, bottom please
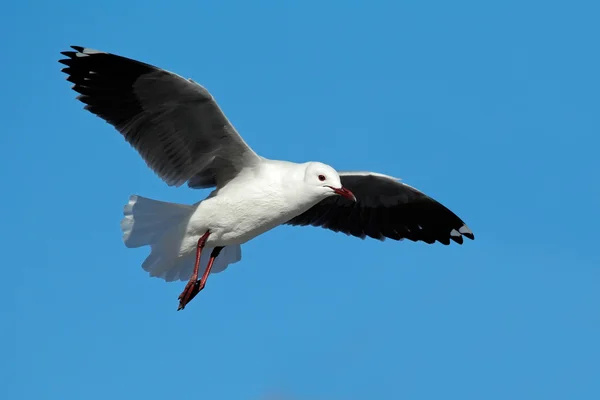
left=59, top=46, right=475, bottom=311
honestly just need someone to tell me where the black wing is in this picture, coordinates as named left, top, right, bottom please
left=286, top=172, right=474, bottom=245
left=59, top=46, right=260, bottom=189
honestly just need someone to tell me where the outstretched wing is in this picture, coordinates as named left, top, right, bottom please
left=59, top=46, right=261, bottom=189
left=286, top=171, right=474, bottom=245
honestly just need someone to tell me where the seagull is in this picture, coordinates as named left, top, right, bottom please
left=59, top=46, right=475, bottom=311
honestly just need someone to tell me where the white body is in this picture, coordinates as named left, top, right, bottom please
left=188, top=160, right=322, bottom=248
left=121, top=159, right=343, bottom=282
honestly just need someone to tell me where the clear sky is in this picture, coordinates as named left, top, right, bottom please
left=2, top=1, right=599, bottom=399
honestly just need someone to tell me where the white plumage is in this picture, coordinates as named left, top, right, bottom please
left=121, top=195, right=242, bottom=282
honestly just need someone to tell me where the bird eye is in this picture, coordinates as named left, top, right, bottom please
left=318, top=174, right=326, bottom=181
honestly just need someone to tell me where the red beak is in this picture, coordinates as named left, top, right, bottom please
left=331, top=186, right=357, bottom=202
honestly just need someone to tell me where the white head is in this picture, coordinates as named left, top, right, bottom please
left=302, top=162, right=356, bottom=202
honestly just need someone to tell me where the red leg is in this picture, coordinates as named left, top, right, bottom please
left=177, top=231, right=210, bottom=310
left=177, top=245, right=223, bottom=310
left=197, top=246, right=223, bottom=290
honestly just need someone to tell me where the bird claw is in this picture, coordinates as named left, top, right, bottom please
left=177, top=280, right=203, bottom=310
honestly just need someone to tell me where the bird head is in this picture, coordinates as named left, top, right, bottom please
left=303, top=162, right=356, bottom=202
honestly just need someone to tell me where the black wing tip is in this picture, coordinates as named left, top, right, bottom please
left=447, top=224, right=475, bottom=245
left=448, top=235, right=461, bottom=245
left=459, top=224, right=475, bottom=241
left=59, top=46, right=83, bottom=60
left=65, top=45, right=90, bottom=54
left=385, top=224, right=474, bottom=246
left=58, top=46, right=106, bottom=62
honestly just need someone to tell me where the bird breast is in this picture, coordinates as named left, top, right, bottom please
left=188, top=184, right=305, bottom=246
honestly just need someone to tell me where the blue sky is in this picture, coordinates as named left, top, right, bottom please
left=2, top=0, right=599, bottom=399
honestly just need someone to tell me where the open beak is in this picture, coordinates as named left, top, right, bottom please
left=330, top=186, right=357, bottom=202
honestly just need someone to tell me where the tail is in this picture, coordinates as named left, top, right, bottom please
left=120, top=195, right=242, bottom=282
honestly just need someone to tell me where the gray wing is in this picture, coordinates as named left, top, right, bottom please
left=59, top=46, right=261, bottom=189
left=286, top=171, right=475, bottom=245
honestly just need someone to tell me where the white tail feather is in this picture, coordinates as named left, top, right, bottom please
left=121, top=195, right=242, bottom=282
left=121, top=195, right=193, bottom=248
